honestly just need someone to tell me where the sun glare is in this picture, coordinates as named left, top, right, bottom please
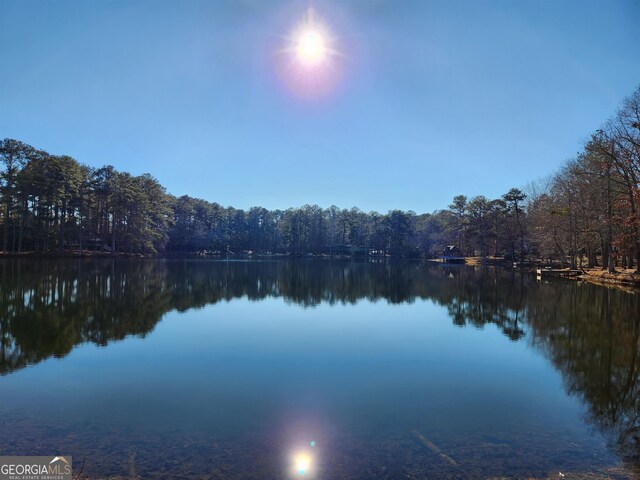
left=286, top=7, right=337, bottom=69
left=296, top=30, right=327, bottom=66
left=277, top=6, right=343, bottom=97
left=294, top=453, right=312, bottom=475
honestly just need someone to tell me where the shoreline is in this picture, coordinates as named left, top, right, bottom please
left=463, top=257, right=640, bottom=290
left=575, top=268, right=640, bottom=289
left=2, top=252, right=639, bottom=290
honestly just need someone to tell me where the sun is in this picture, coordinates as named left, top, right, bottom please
left=276, top=6, right=343, bottom=97
left=296, top=30, right=327, bottom=66
left=286, top=7, right=337, bottom=69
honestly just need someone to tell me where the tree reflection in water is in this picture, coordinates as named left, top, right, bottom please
left=0, top=258, right=638, bottom=465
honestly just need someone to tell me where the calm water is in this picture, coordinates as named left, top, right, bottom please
left=0, top=258, right=639, bottom=479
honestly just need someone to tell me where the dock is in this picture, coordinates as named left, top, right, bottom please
left=536, top=268, right=582, bottom=278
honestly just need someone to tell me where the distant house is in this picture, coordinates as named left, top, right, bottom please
left=65, top=233, right=111, bottom=252
left=439, top=245, right=465, bottom=263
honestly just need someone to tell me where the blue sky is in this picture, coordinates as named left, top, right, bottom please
left=1, top=0, right=639, bottom=213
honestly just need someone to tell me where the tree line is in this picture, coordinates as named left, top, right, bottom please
left=1, top=86, right=638, bottom=267
left=0, top=138, right=532, bottom=258
left=528, top=87, right=640, bottom=272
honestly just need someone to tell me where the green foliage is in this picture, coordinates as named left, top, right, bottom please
left=1, top=85, right=638, bottom=262
left=0, top=136, right=526, bottom=258
left=1, top=144, right=173, bottom=254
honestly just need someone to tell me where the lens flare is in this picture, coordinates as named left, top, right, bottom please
left=276, top=6, right=343, bottom=97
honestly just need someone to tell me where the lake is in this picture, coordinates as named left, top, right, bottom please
left=0, top=258, right=638, bottom=479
